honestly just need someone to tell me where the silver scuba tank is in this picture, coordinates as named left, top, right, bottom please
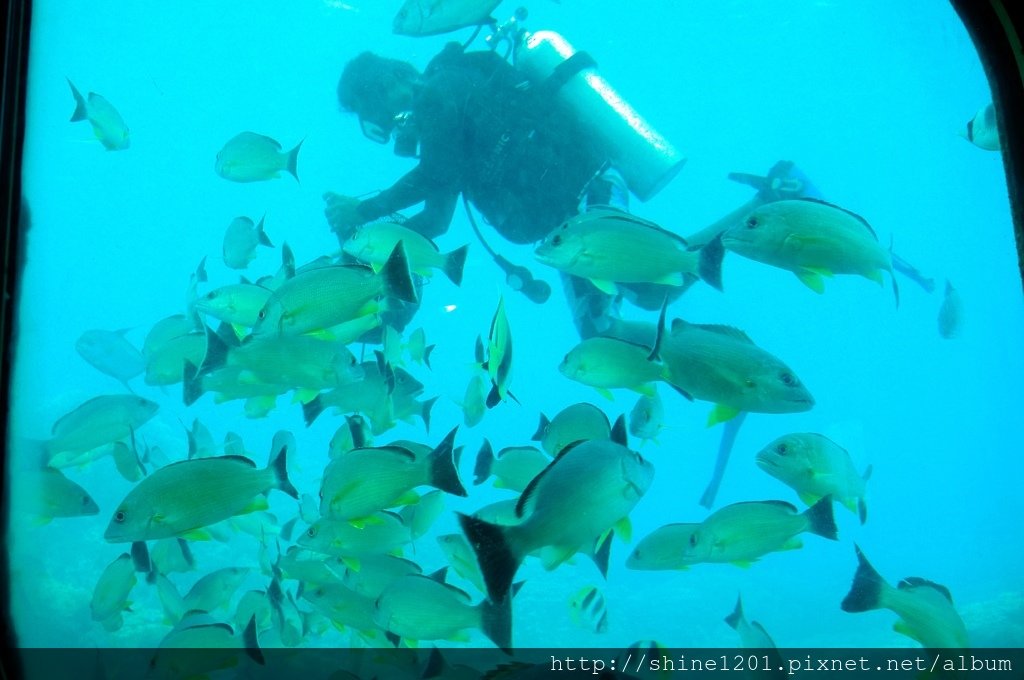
left=514, top=30, right=685, bottom=202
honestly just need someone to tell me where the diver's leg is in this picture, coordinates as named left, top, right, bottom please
left=560, top=169, right=631, bottom=339
left=684, top=160, right=822, bottom=248
left=891, top=252, right=937, bottom=294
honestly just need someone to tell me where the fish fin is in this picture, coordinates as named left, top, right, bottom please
left=730, top=560, right=756, bottom=568
left=635, top=382, right=657, bottom=397
left=795, top=269, right=827, bottom=293
left=858, top=497, right=868, bottom=525
left=268, top=440, right=298, bottom=499
left=697, top=234, right=726, bottom=291
left=840, top=545, right=887, bottom=612
left=803, top=495, right=838, bottom=540
left=428, top=427, right=466, bottom=497
left=456, top=513, right=521, bottom=602
left=341, top=556, right=361, bottom=572
left=613, top=517, right=632, bottom=543
left=180, top=529, right=213, bottom=541
left=724, top=595, right=744, bottom=630
left=653, top=272, right=685, bottom=286
left=866, top=268, right=885, bottom=286
left=780, top=538, right=803, bottom=551
left=293, top=389, right=319, bottom=404
left=798, top=491, right=820, bottom=507
left=480, top=596, right=514, bottom=653
left=443, top=245, right=469, bottom=286
left=256, top=216, right=273, bottom=247
left=540, top=545, right=577, bottom=571
left=588, top=531, right=613, bottom=579
left=67, top=78, right=88, bottom=121
left=243, top=496, right=270, bottom=514
left=531, top=413, right=550, bottom=441
left=610, top=414, right=628, bottom=446
left=707, top=403, right=741, bottom=426
left=473, top=439, right=494, bottom=485
left=393, top=489, right=420, bottom=507
left=596, top=388, right=615, bottom=402
left=380, top=242, right=418, bottom=304
left=285, top=139, right=302, bottom=182
left=892, top=620, right=924, bottom=645
left=589, top=279, right=619, bottom=295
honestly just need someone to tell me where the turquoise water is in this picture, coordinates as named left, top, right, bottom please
left=7, top=0, right=1023, bottom=654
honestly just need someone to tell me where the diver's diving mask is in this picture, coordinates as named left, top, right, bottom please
left=359, top=116, right=393, bottom=145
left=359, top=111, right=417, bottom=157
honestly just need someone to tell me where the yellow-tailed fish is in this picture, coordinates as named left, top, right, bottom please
left=534, top=208, right=724, bottom=295
left=722, top=198, right=899, bottom=304
left=193, top=282, right=274, bottom=331
left=653, top=316, right=814, bottom=425
left=532, top=402, right=611, bottom=456
left=559, top=336, right=662, bottom=398
left=26, top=467, right=99, bottom=522
left=215, top=131, right=301, bottom=183
left=298, top=511, right=412, bottom=558
left=626, top=497, right=837, bottom=570
left=223, top=215, right=273, bottom=270
left=458, top=438, right=654, bottom=601
left=67, top=78, right=129, bottom=150
left=252, top=243, right=416, bottom=338
left=344, top=220, right=468, bottom=286
left=90, top=553, right=137, bottom=631
left=841, top=545, right=968, bottom=648
left=436, top=533, right=486, bottom=594
left=337, top=554, right=424, bottom=599
left=473, top=440, right=550, bottom=492
left=152, top=613, right=263, bottom=675
left=104, top=433, right=298, bottom=542
left=299, top=580, right=381, bottom=635
left=398, top=488, right=446, bottom=539
left=628, top=391, right=664, bottom=444
left=756, top=432, right=872, bottom=524
left=482, top=296, right=514, bottom=407
left=75, top=329, right=145, bottom=388
left=46, top=395, right=159, bottom=467
left=320, top=428, right=463, bottom=521
left=392, top=0, right=501, bottom=36
left=373, top=574, right=512, bottom=651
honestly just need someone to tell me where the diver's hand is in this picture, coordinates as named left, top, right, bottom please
left=323, top=192, right=365, bottom=240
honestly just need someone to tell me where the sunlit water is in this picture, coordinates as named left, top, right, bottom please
left=7, top=0, right=1023, bottom=654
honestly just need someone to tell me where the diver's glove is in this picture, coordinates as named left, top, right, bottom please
left=728, top=160, right=823, bottom=202
left=323, top=192, right=366, bottom=241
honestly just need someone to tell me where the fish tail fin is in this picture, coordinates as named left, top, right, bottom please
left=485, top=382, right=501, bottom=409
left=457, top=512, right=522, bottom=603
left=421, top=344, right=435, bottom=370
left=803, top=494, right=838, bottom=540
left=724, top=594, right=744, bottom=630
left=444, top=244, right=469, bottom=286
left=285, top=140, right=302, bottom=183
left=182, top=360, right=206, bottom=406
left=480, top=595, right=514, bottom=653
left=269, top=439, right=299, bottom=499
left=301, top=395, right=326, bottom=427
left=857, top=497, right=868, bottom=525
left=473, top=438, right=495, bottom=485
left=891, top=270, right=900, bottom=308
left=257, top=214, right=273, bottom=247
left=380, top=242, right=418, bottom=304
left=243, top=614, right=265, bottom=665
left=428, top=427, right=465, bottom=497
left=130, top=541, right=151, bottom=574
left=198, top=323, right=230, bottom=375
left=67, top=78, right=88, bottom=121
left=841, top=545, right=887, bottom=613
left=588, top=530, right=613, bottom=579
left=420, top=396, right=438, bottom=433
left=647, top=293, right=669, bottom=362
left=530, top=413, right=550, bottom=441
left=697, top=234, right=725, bottom=291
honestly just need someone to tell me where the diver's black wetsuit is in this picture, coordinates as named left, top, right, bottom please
left=353, top=43, right=607, bottom=244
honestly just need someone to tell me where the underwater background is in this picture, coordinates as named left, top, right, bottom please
left=6, top=0, right=1024, bottom=654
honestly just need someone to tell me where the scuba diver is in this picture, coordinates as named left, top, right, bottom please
left=323, top=38, right=829, bottom=339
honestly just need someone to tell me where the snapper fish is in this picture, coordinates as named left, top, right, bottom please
left=25, top=467, right=100, bottom=523
left=532, top=402, right=611, bottom=456
left=559, top=336, right=663, bottom=399
left=223, top=216, right=273, bottom=270
left=959, top=102, right=1000, bottom=151
left=653, top=315, right=814, bottom=425
left=215, top=131, right=302, bottom=183
left=458, top=437, right=654, bottom=602
left=104, top=434, right=298, bottom=542
left=724, top=595, right=777, bottom=648
left=722, top=198, right=899, bottom=305
left=46, top=394, right=159, bottom=467
left=392, top=0, right=501, bottom=36
left=756, top=432, right=872, bottom=524
left=90, top=553, right=137, bottom=632
left=67, top=79, right=129, bottom=150
left=473, top=440, right=550, bottom=492
left=841, top=545, right=969, bottom=649
left=344, top=221, right=468, bottom=286
left=75, top=329, right=145, bottom=389
left=628, top=392, right=664, bottom=444
left=626, top=497, right=837, bottom=570
left=534, top=208, right=724, bottom=295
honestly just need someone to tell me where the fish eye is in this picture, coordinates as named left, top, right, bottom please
left=776, top=443, right=788, bottom=455
left=744, top=378, right=756, bottom=388
left=688, top=533, right=698, bottom=547
left=257, top=310, right=266, bottom=320
left=746, top=216, right=758, bottom=229
left=114, top=510, right=126, bottom=523
left=552, top=234, right=562, bottom=246
left=82, top=496, right=92, bottom=506
left=307, top=527, right=317, bottom=538
left=206, top=290, right=219, bottom=299
left=780, top=372, right=796, bottom=386
left=633, top=452, right=643, bottom=463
